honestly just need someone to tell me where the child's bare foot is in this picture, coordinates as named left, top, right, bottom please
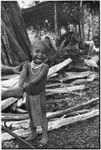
left=40, top=137, right=48, bottom=145
left=26, top=134, right=37, bottom=141
left=38, top=138, right=48, bottom=148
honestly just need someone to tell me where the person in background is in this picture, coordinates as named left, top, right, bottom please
left=41, top=35, right=58, bottom=65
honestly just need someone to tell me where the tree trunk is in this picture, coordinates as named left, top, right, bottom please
left=2, top=20, right=28, bottom=62
left=6, top=2, right=31, bottom=57
left=1, top=1, right=31, bottom=66
left=54, top=2, right=58, bottom=33
left=79, top=0, right=85, bottom=45
left=1, top=45, right=9, bottom=66
left=1, top=23, right=15, bottom=66
left=1, top=3, right=16, bottom=38
left=88, top=13, right=93, bottom=40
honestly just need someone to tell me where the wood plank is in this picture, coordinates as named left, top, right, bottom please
left=1, top=76, right=19, bottom=89
left=2, top=125, right=35, bottom=149
left=48, top=58, right=72, bottom=77
left=46, top=85, right=85, bottom=95
left=63, top=71, right=95, bottom=82
left=1, top=58, right=72, bottom=89
left=2, top=97, right=99, bottom=121
left=1, top=98, right=20, bottom=111
left=2, top=109, right=99, bottom=141
left=47, top=97, right=99, bottom=118
left=1, top=74, right=18, bottom=80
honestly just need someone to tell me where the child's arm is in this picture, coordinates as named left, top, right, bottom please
left=24, top=63, right=49, bottom=95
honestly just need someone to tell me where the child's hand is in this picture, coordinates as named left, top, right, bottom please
left=23, top=83, right=31, bottom=94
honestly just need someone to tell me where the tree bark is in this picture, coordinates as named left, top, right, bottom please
left=79, top=0, right=85, bottom=45
left=6, top=2, right=31, bottom=57
left=1, top=43, right=9, bottom=66
left=1, top=23, right=15, bottom=66
left=1, top=2, right=16, bottom=38
left=1, top=1, right=31, bottom=66
left=2, top=20, right=28, bottom=62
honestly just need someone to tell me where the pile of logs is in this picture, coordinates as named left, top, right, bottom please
left=2, top=98, right=99, bottom=141
left=1, top=57, right=99, bottom=143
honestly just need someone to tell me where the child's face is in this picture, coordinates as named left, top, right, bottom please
left=32, top=46, right=48, bottom=64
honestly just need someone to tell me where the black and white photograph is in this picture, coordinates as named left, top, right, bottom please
left=1, top=0, right=100, bottom=149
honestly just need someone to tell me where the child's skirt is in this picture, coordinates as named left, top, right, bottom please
left=26, top=90, right=46, bottom=127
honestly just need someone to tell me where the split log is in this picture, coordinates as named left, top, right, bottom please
left=1, top=97, right=20, bottom=111
left=1, top=108, right=92, bottom=122
left=47, top=97, right=99, bottom=118
left=48, top=72, right=58, bottom=77
left=2, top=109, right=99, bottom=141
left=2, top=109, right=93, bottom=131
left=2, top=125, right=35, bottom=149
left=46, top=83, right=61, bottom=88
left=2, top=97, right=99, bottom=121
left=46, top=85, right=85, bottom=95
left=1, top=74, right=18, bottom=80
left=48, top=58, right=72, bottom=77
left=2, top=113, right=29, bottom=122
left=70, top=72, right=97, bottom=85
left=1, top=58, right=72, bottom=88
left=2, top=76, right=19, bottom=89
left=63, top=71, right=95, bottom=82
left=1, top=84, right=85, bottom=110
left=87, top=73, right=98, bottom=81
left=71, top=74, right=97, bottom=85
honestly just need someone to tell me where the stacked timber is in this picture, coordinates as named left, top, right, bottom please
left=1, top=58, right=99, bottom=143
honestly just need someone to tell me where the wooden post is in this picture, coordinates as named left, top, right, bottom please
left=89, top=13, right=93, bottom=40
left=79, top=0, right=85, bottom=45
left=2, top=125, right=35, bottom=149
left=54, top=2, right=58, bottom=33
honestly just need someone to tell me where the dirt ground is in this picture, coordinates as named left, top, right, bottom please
left=35, top=116, right=100, bottom=149
left=2, top=78, right=100, bottom=149
left=30, top=78, right=100, bottom=149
